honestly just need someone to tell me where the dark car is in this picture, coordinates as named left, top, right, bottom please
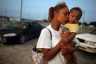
left=0, top=22, right=44, bottom=44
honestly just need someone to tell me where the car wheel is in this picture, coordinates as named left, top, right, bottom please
left=19, top=35, right=25, bottom=44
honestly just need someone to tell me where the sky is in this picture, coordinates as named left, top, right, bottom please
left=0, top=0, right=96, bottom=23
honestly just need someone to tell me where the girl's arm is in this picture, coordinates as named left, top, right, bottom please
left=41, top=32, right=69, bottom=61
left=41, top=40, right=62, bottom=61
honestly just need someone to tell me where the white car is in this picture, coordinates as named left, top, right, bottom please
left=74, top=29, right=96, bottom=53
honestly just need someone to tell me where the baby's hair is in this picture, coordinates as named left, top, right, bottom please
left=70, top=7, right=82, bottom=19
left=48, top=2, right=67, bottom=22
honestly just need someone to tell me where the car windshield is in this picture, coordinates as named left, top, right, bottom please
left=2, top=22, right=28, bottom=29
left=90, top=29, right=96, bottom=35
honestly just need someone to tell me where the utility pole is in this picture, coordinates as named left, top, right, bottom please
left=5, top=8, right=7, bottom=17
left=20, top=0, right=23, bottom=21
left=83, top=10, right=85, bottom=22
left=0, top=8, right=2, bottom=17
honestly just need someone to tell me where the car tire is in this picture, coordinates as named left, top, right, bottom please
left=19, top=35, right=25, bottom=44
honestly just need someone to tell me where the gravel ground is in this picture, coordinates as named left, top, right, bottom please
left=0, top=39, right=38, bottom=64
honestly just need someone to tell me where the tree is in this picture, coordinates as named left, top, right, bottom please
left=83, top=22, right=88, bottom=26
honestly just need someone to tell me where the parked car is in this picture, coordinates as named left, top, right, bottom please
left=74, top=29, right=96, bottom=53
left=0, top=22, right=44, bottom=44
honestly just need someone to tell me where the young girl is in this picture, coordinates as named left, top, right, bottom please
left=36, top=2, right=70, bottom=64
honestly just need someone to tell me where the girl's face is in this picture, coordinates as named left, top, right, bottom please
left=55, top=7, right=69, bottom=25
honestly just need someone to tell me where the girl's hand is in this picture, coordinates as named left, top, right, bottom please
left=61, top=44, right=68, bottom=55
left=61, top=44, right=75, bottom=55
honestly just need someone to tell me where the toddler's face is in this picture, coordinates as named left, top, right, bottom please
left=69, top=10, right=81, bottom=23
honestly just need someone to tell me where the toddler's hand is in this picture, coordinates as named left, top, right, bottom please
left=60, top=31, right=70, bottom=43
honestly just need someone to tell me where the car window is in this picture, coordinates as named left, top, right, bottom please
left=31, top=22, right=40, bottom=29
left=2, top=22, right=28, bottom=29
left=33, top=22, right=38, bottom=30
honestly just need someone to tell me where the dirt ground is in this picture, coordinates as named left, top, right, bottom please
left=0, top=39, right=37, bottom=64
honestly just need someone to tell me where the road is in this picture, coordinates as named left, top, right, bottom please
left=75, top=49, right=96, bottom=64
left=0, top=38, right=96, bottom=64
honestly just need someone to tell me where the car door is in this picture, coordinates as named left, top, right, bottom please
left=31, top=23, right=40, bottom=37
left=24, top=24, right=34, bottom=39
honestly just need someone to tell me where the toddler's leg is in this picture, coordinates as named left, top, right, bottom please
left=64, top=54, right=72, bottom=64
left=72, top=53, right=78, bottom=64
